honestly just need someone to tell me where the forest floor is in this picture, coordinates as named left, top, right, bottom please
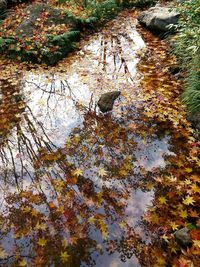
left=0, top=8, right=200, bottom=267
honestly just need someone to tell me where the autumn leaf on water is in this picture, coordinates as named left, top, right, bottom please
left=0, top=247, right=7, bottom=259
left=184, top=168, right=193, bottom=173
left=178, top=257, right=191, bottom=267
left=119, top=220, right=127, bottom=229
left=98, top=168, right=108, bottom=177
left=179, top=209, right=188, bottom=219
left=35, top=222, right=47, bottom=231
left=31, top=208, right=39, bottom=217
left=88, top=216, right=96, bottom=224
left=62, top=238, right=68, bottom=248
left=19, top=259, right=27, bottom=267
left=99, top=220, right=108, bottom=240
left=161, top=234, right=170, bottom=243
left=189, top=209, right=199, bottom=218
left=170, top=222, right=179, bottom=231
left=190, top=183, right=200, bottom=194
left=73, top=168, right=83, bottom=176
left=37, top=237, right=47, bottom=247
left=60, top=251, right=70, bottom=263
left=193, top=240, right=200, bottom=248
left=158, top=196, right=167, bottom=205
left=156, top=256, right=167, bottom=266
left=182, top=196, right=195, bottom=206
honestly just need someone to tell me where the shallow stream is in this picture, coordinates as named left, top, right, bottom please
left=0, top=10, right=198, bottom=267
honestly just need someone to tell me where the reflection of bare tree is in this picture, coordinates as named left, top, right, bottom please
left=98, top=34, right=135, bottom=82
left=0, top=74, right=149, bottom=266
left=0, top=73, right=90, bottom=186
left=1, top=75, right=195, bottom=266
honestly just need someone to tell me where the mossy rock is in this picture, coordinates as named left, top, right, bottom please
left=15, top=3, right=80, bottom=37
left=0, top=2, right=83, bottom=64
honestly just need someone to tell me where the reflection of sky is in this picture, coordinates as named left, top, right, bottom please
left=125, top=189, right=154, bottom=232
left=81, top=251, right=140, bottom=267
left=134, top=135, right=175, bottom=171
left=23, top=73, right=91, bottom=147
left=18, top=20, right=145, bottom=150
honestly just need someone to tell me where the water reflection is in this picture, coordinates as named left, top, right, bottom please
left=0, top=10, right=195, bottom=267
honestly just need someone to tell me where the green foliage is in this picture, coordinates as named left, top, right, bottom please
left=2, top=30, right=80, bottom=65
left=46, top=30, right=80, bottom=65
left=92, top=0, right=121, bottom=22
left=173, top=0, right=200, bottom=113
left=120, top=0, right=156, bottom=8
left=0, top=9, right=7, bottom=20
left=182, top=58, right=200, bottom=113
left=0, top=37, right=14, bottom=52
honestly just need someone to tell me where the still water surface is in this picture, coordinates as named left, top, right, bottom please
left=0, top=11, right=184, bottom=267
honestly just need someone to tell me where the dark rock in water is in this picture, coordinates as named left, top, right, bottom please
left=174, top=228, right=192, bottom=247
left=98, top=91, right=121, bottom=113
left=138, top=7, right=179, bottom=32
left=169, top=65, right=180, bottom=75
left=188, top=112, right=200, bottom=132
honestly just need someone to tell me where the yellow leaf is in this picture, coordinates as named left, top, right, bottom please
left=119, top=168, right=128, bottom=177
left=73, top=168, right=83, bottom=177
left=183, top=179, right=191, bottom=185
left=60, top=251, right=70, bottom=263
left=98, top=168, right=107, bottom=177
left=99, top=220, right=108, bottom=240
left=0, top=247, right=7, bottom=259
left=170, top=222, right=179, bottom=231
left=190, top=183, right=200, bottom=193
left=193, top=240, right=200, bottom=248
left=31, top=208, right=38, bottom=217
left=119, top=221, right=127, bottom=229
left=21, top=206, right=31, bottom=213
left=183, top=195, right=195, bottom=206
left=161, top=234, right=169, bottom=243
left=185, top=168, right=193, bottom=173
left=158, top=196, right=167, bottom=205
left=37, top=237, right=47, bottom=247
left=57, top=205, right=65, bottom=214
left=35, top=222, right=47, bottom=231
left=19, top=259, right=27, bottom=267
left=179, top=209, right=188, bottom=218
left=168, top=243, right=178, bottom=254
left=88, top=216, right=96, bottom=224
left=156, top=256, right=166, bottom=266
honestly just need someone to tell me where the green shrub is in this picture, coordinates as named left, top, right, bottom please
left=121, top=0, right=156, bottom=8
left=92, top=0, right=121, bottom=22
left=173, top=0, right=200, bottom=113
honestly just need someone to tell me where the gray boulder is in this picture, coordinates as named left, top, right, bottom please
left=98, top=91, right=121, bottom=113
left=174, top=228, right=192, bottom=247
left=138, top=7, right=179, bottom=32
left=16, top=3, right=64, bottom=37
